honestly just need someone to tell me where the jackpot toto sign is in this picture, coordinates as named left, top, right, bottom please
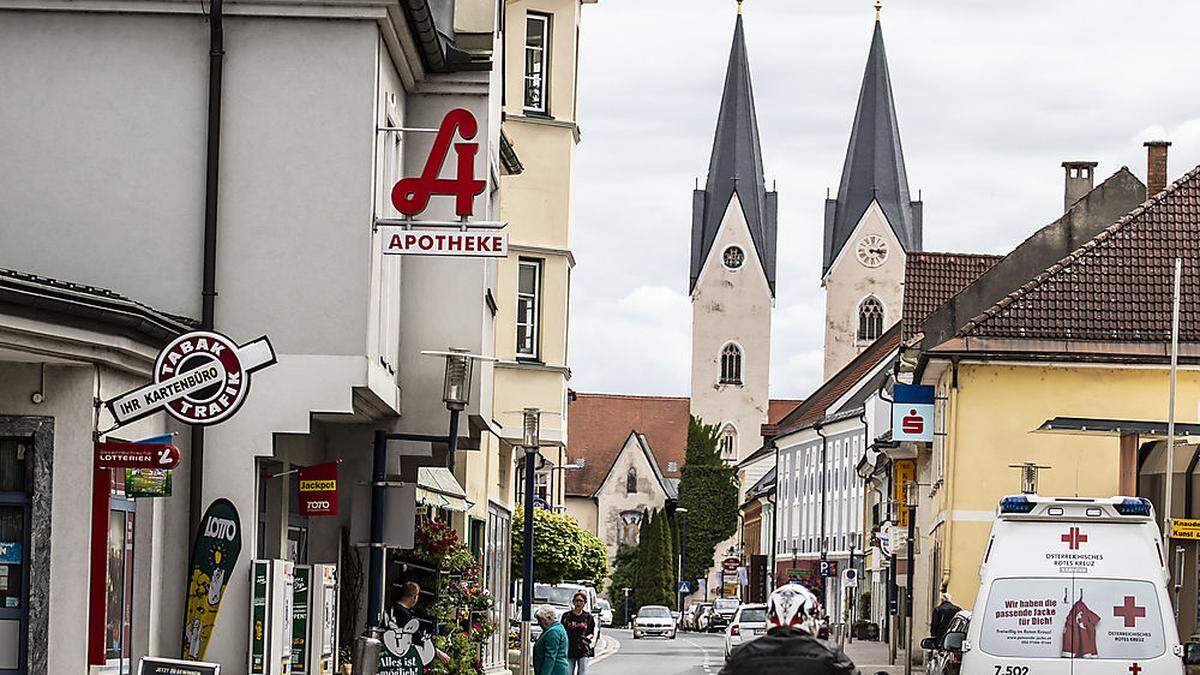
left=107, top=331, right=276, bottom=426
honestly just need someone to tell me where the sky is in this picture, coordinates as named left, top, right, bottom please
left=566, top=0, right=1200, bottom=400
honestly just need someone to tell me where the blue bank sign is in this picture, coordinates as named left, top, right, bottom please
left=892, top=384, right=935, bottom=443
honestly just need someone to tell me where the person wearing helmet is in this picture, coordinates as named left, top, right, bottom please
left=718, top=583, right=859, bottom=675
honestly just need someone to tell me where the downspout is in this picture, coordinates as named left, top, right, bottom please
left=942, top=357, right=961, bottom=593
left=770, top=438, right=780, bottom=589
left=191, top=0, right=225, bottom=537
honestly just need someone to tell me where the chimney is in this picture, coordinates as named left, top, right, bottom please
left=1061, top=161, right=1098, bottom=212
left=1144, top=140, right=1171, bottom=198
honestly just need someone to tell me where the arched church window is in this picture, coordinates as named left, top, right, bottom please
left=626, top=467, right=637, bottom=494
left=618, top=511, right=643, bottom=548
left=719, top=424, right=738, bottom=460
left=858, top=297, right=884, bottom=341
left=720, top=343, right=743, bottom=385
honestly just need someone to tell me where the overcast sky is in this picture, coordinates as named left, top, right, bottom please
left=567, top=0, right=1200, bottom=399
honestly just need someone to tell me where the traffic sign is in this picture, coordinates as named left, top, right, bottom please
left=842, top=568, right=858, bottom=588
left=818, top=560, right=833, bottom=578
left=678, top=581, right=692, bottom=594
left=95, top=440, right=180, bottom=469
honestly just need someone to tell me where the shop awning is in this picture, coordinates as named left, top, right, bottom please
left=416, top=466, right=471, bottom=512
left=1034, top=416, right=1200, bottom=438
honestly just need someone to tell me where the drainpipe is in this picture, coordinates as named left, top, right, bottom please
left=942, top=357, right=961, bottom=594
left=191, top=0, right=225, bottom=538
left=815, top=422, right=828, bottom=603
left=770, top=438, right=780, bottom=589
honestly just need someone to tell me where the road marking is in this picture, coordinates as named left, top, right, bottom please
left=591, top=634, right=621, bottom=666
left=685, top=637, right=716, bottom=674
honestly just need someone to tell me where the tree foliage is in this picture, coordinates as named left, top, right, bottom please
left=633, top=508, right=675, bottom=610
left=677, top=415, right=739, bottom=585
left=608, top=545, right=638, bottom=625
left=511, top=508, right=609, bottom=587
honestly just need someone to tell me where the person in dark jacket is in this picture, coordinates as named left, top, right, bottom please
left=719, top=584, right=859, bottom=675
left=560, top=591, right=597, bottom=674
left=930, top=592, right=962, bottom=641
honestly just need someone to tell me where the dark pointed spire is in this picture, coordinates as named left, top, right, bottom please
left=822, top=12, right=922, bottom=274
left=690, top=11, right=778, bottom=296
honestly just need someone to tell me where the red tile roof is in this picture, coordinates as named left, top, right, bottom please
left=774, top=323, right=902, bottom=435
left=902, top=252, right=1002, bottom=342
left=566, top=395, right=808, bottom=497
left=959, top=164, right=1200, bottom=341
left=566, top=394, right=690, bottom=497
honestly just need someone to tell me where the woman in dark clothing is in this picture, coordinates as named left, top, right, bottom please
left=560, top=591, right=597, bottom=675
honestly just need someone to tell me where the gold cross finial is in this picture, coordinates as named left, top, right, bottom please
left=737, top=0, right=744, bottom=15
left=875, top=1, right=882, bottom=20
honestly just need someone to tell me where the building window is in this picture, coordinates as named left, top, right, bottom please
left=719, top=424, right=737, bottom=460
left=516, top=466, right=551, bottom=506
left=857, top=296, right=884, bottom=341
left=517, top=259, right=542, bottom=358
left=625, top=468, right=637, bottom=494
left=618, top=511, right=643, bottom=548
left=719, top=343, right=742, bottom=385
left=524, top=13, right=550, bottom=114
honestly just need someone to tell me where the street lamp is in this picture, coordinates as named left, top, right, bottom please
left=622, top=587, right=632, bottom=628
left=357, top=348, right=492, bottom=670
left=676, top=507, right=689, bottom=614
left=519, top=407, right=541, bottom=675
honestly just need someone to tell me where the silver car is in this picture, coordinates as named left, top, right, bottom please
left=724, top=604, right=767, bottom=658
left=632, top=605, right=676, bottom=639
left=595, top=598, right=614, bottom=627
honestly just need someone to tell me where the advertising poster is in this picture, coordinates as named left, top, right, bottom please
left=297, top=462, right=338, bottom=517
left=291, top=566, right=311, bottom=673
left=181, top=499, right=243, bottom=661
left=893, top=460, right=915, bottom=528
left=379, top=616, right=436, bottom=675
left=250, top=561, right=269, bottom=674
left=980, top=578, right=1165, bottom=660
left=126, top=468, right=172, bottom=497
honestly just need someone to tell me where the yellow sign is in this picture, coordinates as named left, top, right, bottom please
left=894, top=459, right=916, bottom=528
left=299, top=479, right=336, bottom=492
left=1170, top=518, right=1200, bottom=540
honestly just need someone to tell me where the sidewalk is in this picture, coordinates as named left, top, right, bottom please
left=842, top=638, right=911, bottom=675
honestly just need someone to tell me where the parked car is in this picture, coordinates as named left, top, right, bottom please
left=530, top=582, right=597, bottom=642
left=707, top=597, right=740, bottom=633
left=595, top=598, right=613, bottom=627
left=684, top=603, right=712, bottom=631
left=632, top=605, right=677, bottom=640
left=922, top=611, right=970, bottom=675
left=724, top=603, right=767, bottom=658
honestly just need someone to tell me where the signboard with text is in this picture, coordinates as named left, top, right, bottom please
left=95, top=440, right=180, bottom=469
left=1169, top=517, right=1200, bottom=540
left=892, top=383, right=935, bottom=443
left=893, top=459, right=916, bottom=528
left=138, top=657, right=220, bottom=675
left=298, top=462, right=338, bottom=517
left=380, top=227, right=507, bottom=257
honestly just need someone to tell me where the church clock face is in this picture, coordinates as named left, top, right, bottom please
left=722, top=246, right=745, bottom=270
left=856, top=235, right=888, bottom=268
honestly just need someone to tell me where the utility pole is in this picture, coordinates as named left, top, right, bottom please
left=904, top=480, right=917, bottom=675
left=677, top=508, right=689, bottom=614
left=1166, top=257, right=1182, bottom=617
left=519, top=409, right=541, bottom=675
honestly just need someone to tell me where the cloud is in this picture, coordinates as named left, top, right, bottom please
left=569, top=0, right=1200, bottom=399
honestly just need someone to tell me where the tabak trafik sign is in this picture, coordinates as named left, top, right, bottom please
left=378, top=108, right=508, bottom=258
left=106, top=330, right=276, bottom=426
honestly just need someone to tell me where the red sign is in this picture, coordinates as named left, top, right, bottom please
left=380, top=228, right=508, bottom=257
left=392, top=108, right=486, bottom=217
left=901, top=409, right=924, bottom=435
left=298, top=462, right=338, bottom=516
left=95, top=441, right=180, bottom=469
left=722, top=556, right=741, bottom=572
left=1113, top=596, right=1146, bottom=628
left=1061, top=526, right=1088, bottom=550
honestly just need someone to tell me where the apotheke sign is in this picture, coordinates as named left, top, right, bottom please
left=380, top=228, right=507, bottom=257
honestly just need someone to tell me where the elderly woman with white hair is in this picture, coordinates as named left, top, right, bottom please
left=532, top=605, right=570, bottom=675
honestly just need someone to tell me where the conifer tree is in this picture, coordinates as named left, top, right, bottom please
left=677, top=416, right=739, bottom=586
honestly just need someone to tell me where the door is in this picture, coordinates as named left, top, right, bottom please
left=0, top=440, right=30, bottom=675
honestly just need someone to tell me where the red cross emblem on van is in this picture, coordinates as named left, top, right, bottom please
left=1061, top=526, right=1087, bottom=550
left=1114, top=596, right=1146, bottom=628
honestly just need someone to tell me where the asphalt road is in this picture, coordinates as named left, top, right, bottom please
left=591, top=629, right=728, bottom=675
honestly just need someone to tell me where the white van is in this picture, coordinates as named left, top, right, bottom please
left=961, top=495, right=1200, bottom=675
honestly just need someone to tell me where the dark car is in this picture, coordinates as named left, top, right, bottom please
left=921, top=610, right=970, bottom=675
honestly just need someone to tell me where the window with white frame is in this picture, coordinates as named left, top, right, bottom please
left=516, top=465, right=551, bottom=505
left=516, top=259, right=542, bottom=358
left=857, top=296, right=885, bottom=341
left=720, top=343, right=743, bottom=385
left=524, top=13, right=550, bottom=114
left=719, top=424, right=737, bottom=460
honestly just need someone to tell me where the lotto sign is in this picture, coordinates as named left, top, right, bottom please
left=892, top=383, right=935, bottom=442
left=297, top=462, right=338, bottom=517
left=95, top=440, right=180, bottom=469
left=107, top=331, right=276, bottom=427
left=894, top=459, right=916, bottom=528
left=379, top=227, right=508, bottom=258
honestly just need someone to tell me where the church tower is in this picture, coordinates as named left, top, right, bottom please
left=689, top=6, right=776, bottom=465
left=822, top=6, right=921, bottom=378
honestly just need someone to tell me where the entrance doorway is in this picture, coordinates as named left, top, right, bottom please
left=0, top=439, right=31, bottom=674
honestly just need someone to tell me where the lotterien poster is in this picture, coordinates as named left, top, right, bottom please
left=182, top=498, right=242, bottom=661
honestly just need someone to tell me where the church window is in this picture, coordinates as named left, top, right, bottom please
left=719, top=343, right=742, bottom=385
left=719, top=424, right=737, bottom=460
left=517, top=259, right=542, bottom=358
left=857, top=296, right=884, bottom=341
left=524, top=13, right=551, bottom=114
left=722, top=245, right=745, bottom=270
left=618, top=511, right=643, bottom=548
left=625, top=467, right=637, bottom=494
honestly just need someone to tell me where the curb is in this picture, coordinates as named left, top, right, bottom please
left=591, top=634, right=620, bottom=665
